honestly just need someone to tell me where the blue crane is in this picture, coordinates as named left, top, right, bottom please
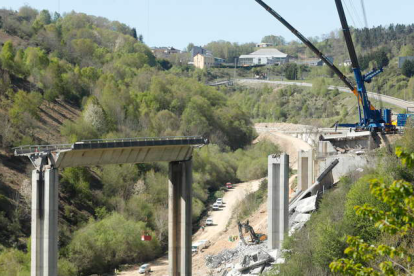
left=254, top=0, right=395, bottom=132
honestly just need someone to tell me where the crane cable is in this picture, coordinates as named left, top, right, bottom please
left=348, top=0, right=364, bottom=28
left=343, top=0, right=357, bottom=28
left=341, top=0, right=377, bottom=111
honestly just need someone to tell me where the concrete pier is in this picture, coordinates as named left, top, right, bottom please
left=268, top=154, right=289, bottom=250
left=168, top=160, right=192, bottom=276
left=298, top=149, right=314, bottom=191
left=31, top=168, right=59, bottom=276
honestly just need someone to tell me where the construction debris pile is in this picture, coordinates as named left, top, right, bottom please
left=205, top=243, right=280, bottom=275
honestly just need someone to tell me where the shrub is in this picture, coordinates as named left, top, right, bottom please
left=58, top=258, right=78, bottom=276
left=235, top=141, right=280, bottom=181
left=344, top=174, right=389, bottom=242
left=8, top=90, right=43, bottom=125
left=0, top=248, right=30, bottom=276
left=68, top=213, right=161, bottom=275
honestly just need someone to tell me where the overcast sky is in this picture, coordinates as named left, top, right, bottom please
left=2, top=0, right=414, bottom=50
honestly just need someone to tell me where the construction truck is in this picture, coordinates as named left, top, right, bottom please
left=237, top=220, right=267, bottom=245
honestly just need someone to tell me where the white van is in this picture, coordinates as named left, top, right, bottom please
left=192, top=242, right=201, bottom=253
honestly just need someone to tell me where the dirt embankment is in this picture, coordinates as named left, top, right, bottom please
left=254, top=123, right=312, bottom=170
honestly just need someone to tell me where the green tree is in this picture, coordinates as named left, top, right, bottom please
left=0, top=41, right=15, bottom=71
left=402, top=60, right=414, bottom=78
left=399, top=45, right=414, bottom=57
left=130, top=27, right=138, bottom=40
left=18, top=6, right=38, bottom=22
left=187, top=43, right=195, bottom=53
left=261, top=35, right=286, bottom=46
left=13, top=49, right=27, bottom=77
left=32, top=9, right=51, bottom=32
left=284, top=63, right=298, bottom=80
left=9, top=90, right=43, bottom=124
left=330, top=146, right=414, bottom=276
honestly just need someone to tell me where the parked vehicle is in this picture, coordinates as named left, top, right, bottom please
left=192, top=240, right=211, bottom=254
left=212, top=203, right=220, bottom=210
left=198, top=239, right=211, bottom=249
left=192, top=242, right=201, bottom=253
left=216, top=198, right=223, bottom=207
left=206, top=217, right=213, bottom=226
left=138, top=263, right=151, bottom=274
left=226, top=182, right=233, bottom=189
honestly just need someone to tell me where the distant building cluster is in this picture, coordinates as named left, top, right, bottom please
left=150, top=43, right=340, bottom=69
left=151, top=47, right=181, bottom=58
left=294, top=56, right=334, bottom=67
left=190, top=46, right=225, bottom=69
left=239, top=48, right=289, bottom=66
left=256, top=43, right=273, bottom=48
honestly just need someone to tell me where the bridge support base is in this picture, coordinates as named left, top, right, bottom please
left=268, top=154, right=289, bottom=250
left=31, top=168, right=59, bottom=276
left=168, top=160, right=192, bottom=276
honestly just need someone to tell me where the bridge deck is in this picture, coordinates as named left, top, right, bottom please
left=14, top=136, right=208, bottom=168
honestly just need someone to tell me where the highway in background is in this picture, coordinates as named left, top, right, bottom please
left=236, top=79, right=414, bottom=110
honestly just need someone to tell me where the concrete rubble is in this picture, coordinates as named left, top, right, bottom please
left=205, top=187, right=320, bottom=275
left=289, top=194, right=317, bottom=236
left=295, top=195, right=317, bottom=213
left=205, top=243, right=281, bottom=275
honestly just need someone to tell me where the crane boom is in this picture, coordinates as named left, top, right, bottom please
left=254, top=0, right=355, bottom=92
left=334, top=0, right=374, bottom=125
left=253, top=0, right=393, bottom=131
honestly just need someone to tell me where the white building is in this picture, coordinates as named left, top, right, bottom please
left=256, top=43, right=273, bottom=48
left=239, top=48, right=289, bottom=66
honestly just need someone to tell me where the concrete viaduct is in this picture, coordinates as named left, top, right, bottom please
left=15, top=135, right=351, bottom=275
left=14, top=137, right=208, bottom=276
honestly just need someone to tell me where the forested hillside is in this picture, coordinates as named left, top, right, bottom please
left=1, top=5, right=414, bottom=276
left=0, top=6, right=279, bottom=276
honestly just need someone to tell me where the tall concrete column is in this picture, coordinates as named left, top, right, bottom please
left=298, top=149, right=314, bottom=191
left=268, top=154, right=289, bottom=250
left=31, top=168, right=59, bottom=276
left=168, top=160, right=192, bottom=276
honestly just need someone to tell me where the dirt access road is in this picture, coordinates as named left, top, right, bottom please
left=254, top=123, right=312, bottom=170
left=119, top=179, right=263, bottom=276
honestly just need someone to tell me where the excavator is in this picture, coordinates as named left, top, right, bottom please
left=237, top=220, right=267, bottom=245
left=254, top=0, right=397, bottom=133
